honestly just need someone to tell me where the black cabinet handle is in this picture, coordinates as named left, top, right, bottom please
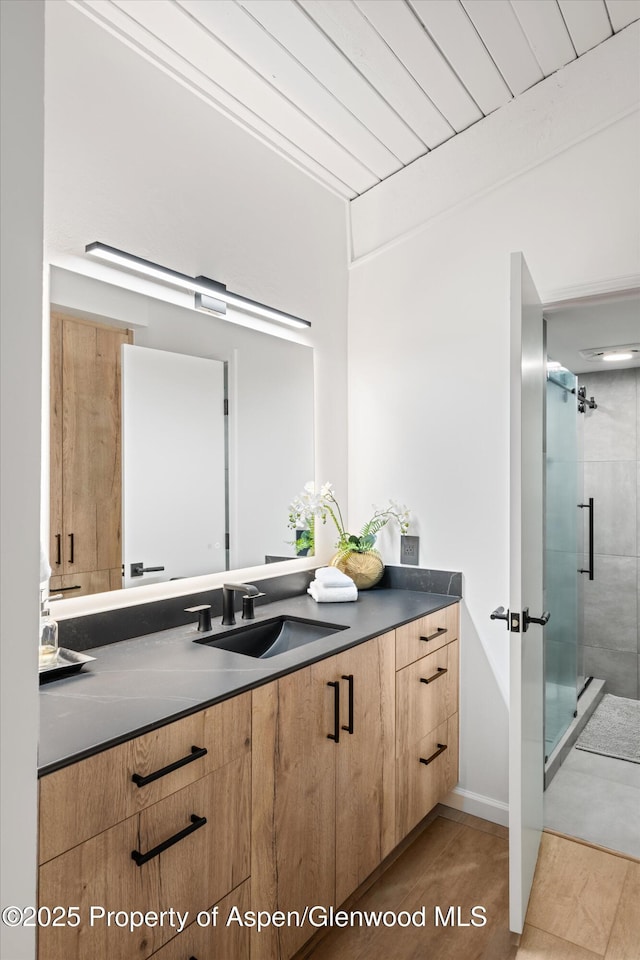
left=55, top=533, right=61, bottom=566
left=420, top=743, right=448, bottom=766
left=341, top=674, right=354, bottom=734
left=68, top=532, right=74, bottom=564
left=420, top=667, right=448, bottom=685
left=420, top=627, right=447, bottom=643
left=131, top=745, right=208, bottom=788
left=56, top=584, right=81, bottom=593
left=327, top=681, right=340, bottom=743
left=131, top=814, right=206, bottom=866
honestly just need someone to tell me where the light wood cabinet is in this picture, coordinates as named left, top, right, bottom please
left=251, top=632, right=396, bottom=960
left=49, top=312, right=132, bottom=595
left=396, top=714, right=459, bottom=840
left=395, top=604, right=460, bottom=841
left=334, top=634, right=396, bottom=905
left=395, top=601, right=459, bottom=670
left=148, top=880, right=251, bottom=960
left=38, top=695, right=251, bottom=960
left=39, top=693, right=251, bottom=864
left=37, top=601, right=460, bottom=960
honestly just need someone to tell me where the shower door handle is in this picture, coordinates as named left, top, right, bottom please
left=578, top=498, right=594, bottom=581
left=522, top=608, right=550, bottom=632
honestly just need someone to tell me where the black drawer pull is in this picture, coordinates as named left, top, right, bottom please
left=420, top=667, right=448, bottom=685
left=420, top=743, right=447, bottom=766
left=327, top=681, right=340, bottom=743
left=420, top=627, right=447, bottom=643
left=131, top=813, right=206, bottom=866
left=341, top=674, right=354, bottom=734
left=131, top=745, right=207, bottom=787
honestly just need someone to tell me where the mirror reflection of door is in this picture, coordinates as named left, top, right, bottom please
left=121, top=345, right=227, bottom=587
left=49, top=313, right=132, bottom=598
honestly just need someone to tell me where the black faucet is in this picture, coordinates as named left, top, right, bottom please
left=184, top=604, right=213, bottom=632
left=222, top=583, right=264, bottom=626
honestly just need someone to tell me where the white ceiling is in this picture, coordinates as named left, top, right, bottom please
left=546, top=294, right=640, bottom=373
left=72, top=0, right=640, bottom=200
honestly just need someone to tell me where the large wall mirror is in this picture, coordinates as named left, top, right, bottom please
left=47, top=266, right=314, bottom=599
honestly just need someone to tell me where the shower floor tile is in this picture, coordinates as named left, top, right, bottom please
left=544, top=746, right=640, bottom=859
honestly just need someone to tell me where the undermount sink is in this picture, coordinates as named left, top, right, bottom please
left=194, top=615, right=348, bottom=659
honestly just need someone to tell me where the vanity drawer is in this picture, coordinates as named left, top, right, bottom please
left=395, top=602, right=459, bottom=670
left=149, top=880, right=251, bottom=960
left=39, top=692, right=251, bottom=863
left=396, top=713, right=459, bottom=842
left=396, top=639, right=458, bottom=754
left=38, top=755, right=251, bottom=960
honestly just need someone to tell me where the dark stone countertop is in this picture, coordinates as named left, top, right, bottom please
left=39, top=589, right=459, bottom=776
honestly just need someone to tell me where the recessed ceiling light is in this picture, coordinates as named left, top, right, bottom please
left=602, top=351, right=634, bottom=362
left=579, top=343, right=640, bottom=362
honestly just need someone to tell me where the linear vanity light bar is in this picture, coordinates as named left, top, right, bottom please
left=85, top=242, right=311, bottom=330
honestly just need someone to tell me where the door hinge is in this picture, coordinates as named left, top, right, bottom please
left=510, top=612, right=520, bottom=633
left=223, top=398, right=229, bottom=415
left=225, top=532, right=230, bottom=550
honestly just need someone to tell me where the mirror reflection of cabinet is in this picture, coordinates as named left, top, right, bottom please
left=49, top=312, right=132, bottom=597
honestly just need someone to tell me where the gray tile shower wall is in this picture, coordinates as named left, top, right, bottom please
left=579, top=368, right=639, bottom=699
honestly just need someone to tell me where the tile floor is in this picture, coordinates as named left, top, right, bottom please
left=544, top=745, right=640, bottom=859
left=298, top=809, right=640, bottom=960
left=520, top=832, right=640, bottom=960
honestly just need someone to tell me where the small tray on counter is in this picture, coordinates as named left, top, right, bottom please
left=39, top=648, right=96, bottom=684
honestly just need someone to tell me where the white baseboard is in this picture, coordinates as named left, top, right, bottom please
left=443, top=787, right=509, bottom=828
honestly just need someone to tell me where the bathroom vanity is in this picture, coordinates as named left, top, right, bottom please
left=37, top=588, right=460, bottom=960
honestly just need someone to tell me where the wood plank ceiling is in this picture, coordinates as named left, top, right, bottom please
left=74, top=0, right=640, bottom=199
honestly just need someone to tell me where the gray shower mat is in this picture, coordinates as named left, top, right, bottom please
left=575, top=694, right=640, bottom=764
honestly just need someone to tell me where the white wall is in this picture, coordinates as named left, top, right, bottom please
left=348, top=25, right=640, bottom=819
left=44, top=0, right=349, bottom=563
left=0, top=3, right=44, bottom=958
left=0, top=2, right=347, bottom=951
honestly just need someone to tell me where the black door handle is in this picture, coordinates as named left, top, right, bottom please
left=341, top=674, right=354, bottom=734
left=131, top=814, right=207, bottom=866
left=420, top=743, right=447, bottom=766
left=327, top=681, right=340, bottom=743
left=131, top=745, right=208, bottom=787
left=130, top=562, right=165, bottom=578
left=578, top=498, right=594, bottom=580
left=522, top=608, right=550, bottom=632
left=490, top=606, right=509, bottom=622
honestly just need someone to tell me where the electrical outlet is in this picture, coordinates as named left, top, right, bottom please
left=400, top=535, right=419, bottom=566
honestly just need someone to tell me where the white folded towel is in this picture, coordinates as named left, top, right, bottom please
left=315, top=567, right=355, bottom=587
left=308, top=580, right=358, bottom=603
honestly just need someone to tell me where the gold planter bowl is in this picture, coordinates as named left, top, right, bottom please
left=330, top=550, right=384, bottom=590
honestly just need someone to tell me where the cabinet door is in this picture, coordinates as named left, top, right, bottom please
left=334, top=633, right=396, bottom=905
left=39, top=693, right=251, bottom=864
left=148, top=880, right=251, bottom=960
left=396, top=639, right=459, bottom=754
left=251, top=660, right=338, bottom=960
left=39, top=757, right=250, bottom=960
left=395, top=602, right=459, bottom=670
left=50, top=313, right=131, bottom=579
left=396, top=714, right=459, bottom=841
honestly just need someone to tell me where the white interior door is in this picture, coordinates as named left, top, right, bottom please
left=509, top=252, right=546, bottom=932
left=122, top=345, right=227, bottom=586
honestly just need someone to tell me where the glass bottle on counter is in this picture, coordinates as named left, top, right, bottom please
left=39, top=590, right=59, bottom=667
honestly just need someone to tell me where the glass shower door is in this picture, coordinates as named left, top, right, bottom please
left=544, top=370, right=579, bottom=757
